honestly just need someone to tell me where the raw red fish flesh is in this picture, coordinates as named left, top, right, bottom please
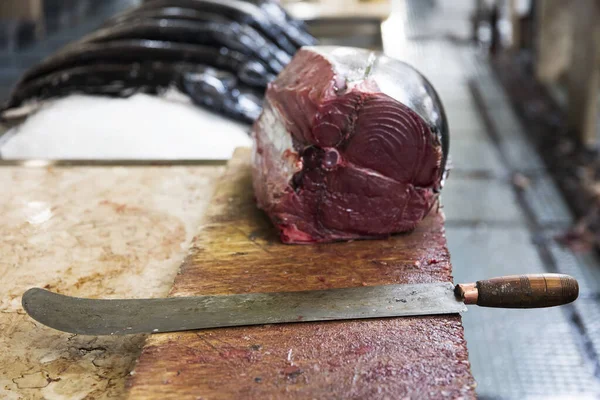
left=252, top=46, right=449, bottom=244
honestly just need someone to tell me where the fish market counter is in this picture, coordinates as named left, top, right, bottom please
left=0, top=161, right=224, bottom=399
left=0, top=152, right=476, bottom=399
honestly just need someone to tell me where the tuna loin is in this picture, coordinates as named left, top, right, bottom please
left=252, top=46, right=449, bottom=244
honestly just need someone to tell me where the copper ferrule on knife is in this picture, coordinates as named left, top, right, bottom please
left=455, top=283, right=478, bottom=305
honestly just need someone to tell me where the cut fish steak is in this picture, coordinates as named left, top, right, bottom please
left=252, top=46, right=449, bottom=244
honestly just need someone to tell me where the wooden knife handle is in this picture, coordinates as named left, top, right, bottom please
left=455, top=274, right=579, bottom=308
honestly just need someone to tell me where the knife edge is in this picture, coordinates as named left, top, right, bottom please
left=22, top=282, right=467, bottom=336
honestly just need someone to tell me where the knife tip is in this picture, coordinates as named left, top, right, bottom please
left=22, top=287, right=49, bottom=315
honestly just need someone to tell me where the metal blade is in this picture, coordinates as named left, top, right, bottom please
left=22, top=282, right=467, bottom=336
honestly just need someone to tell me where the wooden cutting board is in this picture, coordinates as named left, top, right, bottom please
left=127, top=148, right=475, bottom=399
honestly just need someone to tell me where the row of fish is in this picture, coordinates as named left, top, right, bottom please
left=1, top=0, right=317, bottom=123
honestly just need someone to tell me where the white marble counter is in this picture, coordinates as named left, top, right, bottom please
left=0, top=164, right=223, bottom=399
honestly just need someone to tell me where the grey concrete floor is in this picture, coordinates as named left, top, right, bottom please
left=448, top=56, right=600, bottom=399
left=391, top=1, right=600, bottom=398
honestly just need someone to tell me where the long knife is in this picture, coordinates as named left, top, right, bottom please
left=22, top=273, right=579, bottom=336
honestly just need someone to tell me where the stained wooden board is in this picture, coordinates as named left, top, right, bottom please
left=127, top=149, right=476, bottom=399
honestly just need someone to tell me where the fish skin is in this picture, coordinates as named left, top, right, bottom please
left=4, top=63, right=181, bottom=109
left=17, top=39, right=274, bottom=89
left=179, top=69, right=263, bottom=123
left=243, top=0, right=317, bottom=47
left=2, top=0, right=316, bottom=124
left=133, top=0, right=299, bottom=54
left=2, top=63, right=262, bottom=125
left=105, top=6, right=231, bottom=27
left=110, top=2, right=317, bottom=51
left=74, top=19, right=288, bottom=74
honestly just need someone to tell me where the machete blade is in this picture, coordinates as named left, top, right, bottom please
left=22, top=282, right=466, bottom=336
